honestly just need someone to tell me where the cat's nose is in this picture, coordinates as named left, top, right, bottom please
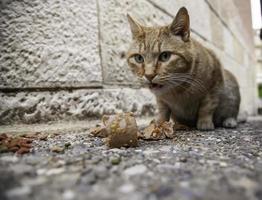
left=145, top=74, right=156, bottom=82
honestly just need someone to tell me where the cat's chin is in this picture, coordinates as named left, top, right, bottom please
left=148, top=83, right=167, bottom=95
left=149, top=83, right=164, bottom=90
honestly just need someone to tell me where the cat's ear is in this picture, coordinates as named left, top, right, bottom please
left=169, top=7, right=190, bottom=42
left=127, top=14, right=144, bottom=38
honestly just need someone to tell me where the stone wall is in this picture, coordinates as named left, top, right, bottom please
left=0, top=0, right=257, bottom=125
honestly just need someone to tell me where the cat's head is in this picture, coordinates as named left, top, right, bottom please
left=126, top=7, right=193, bottom=95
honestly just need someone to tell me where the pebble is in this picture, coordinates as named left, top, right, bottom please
left=143, top=149, right=159, bottom=156
left=94, top=166, right=108, bottom=179
left=124, top=164, right=147, bottom=176
left=51, top=146, right=65, bottom=153
left=152, top=158, right=161, bottom=163
left=109, top=155, right=121, bottom=165
left=154, top=185, right=174, bottom=198
left=159, top=145, right=172, bottom=152
left=81, top=172, right=97, bottom=185
left=64, top=142, right=71, bottom=148
left=63, top=190, right=75, bottom=200
left=219, top=161, right=228, bottom=167
left=56, top=173, right=80, bottom=187
left=46, top=167, right=65, bottom=176
left=10, top=164, right=34, bottom=175
left=179, top=156, right=188, bottom=163
left=25, top=156, right=43, bottom=165
left=22, top=176, right=47, bottom=186
left=0, top=155, right=19, bottom=163
left=6, top=186, right=32, bottom=198
left=118, top=183, right=135, bottom=193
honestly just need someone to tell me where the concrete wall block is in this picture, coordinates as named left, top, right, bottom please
left=233, top=38, right=244, bottom=66
left=0, top=0, right=102, bottom=88
left=207, top=0, right=254, bottom=57
left=223, top=28, right=234, bottom=58
left=210, top=12, right=224, bottom=50
left=206, top=0, right=222, bottom=16
left=0, top=88, right=156, bottom=125
left=98, top=0, right=172, bottom=85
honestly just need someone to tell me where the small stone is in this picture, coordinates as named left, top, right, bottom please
left=124, top=164, right=147, bottom=176
left=143, top=148, right=159, bottom=156
left=109, top=155, right=121, bottom=165
left=0, top=155, right=19, bottom=163
left=22, top=177, right=47, bottom=186
left=25, top=156, right=42, bottom=166
left=45, top=168, right=65, bottom=176
left=154, top=185, right=174, bottom=198
left=179, top=157, right=187, bottom=163
left=39, top=134, right=48, bottom=141
left=81, top=172, right=97, bottom=185
left=91, top=157, right=102, bottom=164
left=219, top=161, right=228, bottom=167
left=94, top=166, right=108, bottom=179
left=118, top=183, right=135, bottom=193
left=6, top=186, right=32, bottom=198
left=64, top=142, right=71, bottom=148
left=50, top=146, right=64, bottom=153
left=37, top=168, right=47, bottom=176
left=10, top=164, right=33, bottom=175
left=63, top=190, right=75, bottom=200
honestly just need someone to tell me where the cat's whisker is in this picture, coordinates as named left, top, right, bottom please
left=171, top=75, right=207, bottom=91
left=166, top=80, right=193, bottom=94
left=157, top=73, right=207, bottom=94
left=176, top=77, right=207, bottom=93
left=171, top=79, right=204, bottom=93
left=174, top=79, right=207, bottom=94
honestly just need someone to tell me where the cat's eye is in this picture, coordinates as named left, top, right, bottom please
left=134, top=54, right=144, bottom=63
left=159, top=51, right=172, bottom=62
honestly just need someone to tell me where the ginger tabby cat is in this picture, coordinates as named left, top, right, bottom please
left=126, top=7, right=240, bottom=130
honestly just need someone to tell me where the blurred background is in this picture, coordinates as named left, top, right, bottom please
left=0, top=0, right=261, bottom=125
left=254, top=1, right=262, bottom=113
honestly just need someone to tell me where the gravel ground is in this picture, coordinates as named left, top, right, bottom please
left=0, top=119, right=262, bottom=200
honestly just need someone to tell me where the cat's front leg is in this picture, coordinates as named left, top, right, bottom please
left=156, top=99, right=171, bottom=124
left=197, top=93, right=219, bottom=131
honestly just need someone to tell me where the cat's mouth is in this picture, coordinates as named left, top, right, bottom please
left=149, top=83, right=164, bottom=90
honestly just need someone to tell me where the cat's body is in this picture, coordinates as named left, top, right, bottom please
left=126, top=7, right=240, bottom=130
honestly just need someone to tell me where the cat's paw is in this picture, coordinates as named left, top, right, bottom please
left=222, top=118, right=237, bottom=128
left=197, top=119, right=214, bottom=131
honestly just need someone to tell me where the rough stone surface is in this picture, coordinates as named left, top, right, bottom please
left=0, top=119, right=262, bottom=200
left=0, top=0, right=102, bottom=88
left=0, top=88, right=156, bottom=125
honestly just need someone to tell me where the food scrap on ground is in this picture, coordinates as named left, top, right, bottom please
left=0, top=132, right=49, bottom=155
left=140, top=120, right=175, bottom=140
left=0, top=133, right=33, bottom=154
left=91, top=113, right=178, bottom=148
left=91, top=112, right=138, bottom=148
